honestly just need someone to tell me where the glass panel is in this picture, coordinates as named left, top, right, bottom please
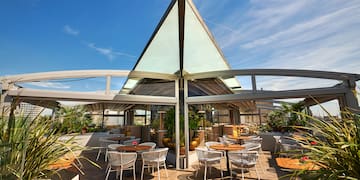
left=184, top=2, right=230, bottom=74
left=310, top=99, right=340, bottom=117
left=133, top=1, right=179, bottom=74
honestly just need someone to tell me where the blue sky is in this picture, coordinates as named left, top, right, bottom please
left=1, top=0, right=359, bottom=114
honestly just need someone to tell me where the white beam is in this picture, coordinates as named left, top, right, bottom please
left=186, top=69, right=360, bottom=81
left=0, top=70, right=131, bottom=83
left=6, top=88, right=177, bottom=105
left=187, top=87, right=348, bottom=104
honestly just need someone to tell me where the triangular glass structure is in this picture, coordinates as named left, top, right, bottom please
left=183, top=0, right=230, bottom=73
left=133, top=1, right=180, bottom=74
left=121, top=0, right=239, bottom=94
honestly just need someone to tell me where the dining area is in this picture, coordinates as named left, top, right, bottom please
left=95, top=133, right=169, bottom=180
left=194, top=133, right=264, bottom=180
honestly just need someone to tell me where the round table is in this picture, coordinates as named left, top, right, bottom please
left=276, top=158, right=320, bottom=171
left=117, top=145, right=152, bottom=152
left=210, top=144, right=245, bottom=176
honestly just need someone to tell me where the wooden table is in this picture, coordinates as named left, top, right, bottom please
left=117, top=145, right=152, bottom=152
left=210, top=144, right=245, bottom=176
left=276, top=158, right=320, bottom=171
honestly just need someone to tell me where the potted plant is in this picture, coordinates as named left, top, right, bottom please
left=81, top=126, right=87, bottom=134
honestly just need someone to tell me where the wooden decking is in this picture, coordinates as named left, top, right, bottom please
left=56, top=149, right=291, bottom=180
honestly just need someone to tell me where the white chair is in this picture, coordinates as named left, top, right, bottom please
left=273, top=136, right=281, bottom=154
left=123, top=138, right=141, bottom=146
left=141, top=148, right=169, bottom=180
left=105, top=151, right=137, bottom=180
left=96, top=137, right=117, bottom=161
left=108, top=144, right=124, bottom=151
left=139, top=142, right=157, bottom=150
left=195, top=147, right=223, bottom=180
left=222, top=135, right=237, bottom=144
left=205, top=141, right=222, bottom=151
left=228, top=151, right=260, bottom=180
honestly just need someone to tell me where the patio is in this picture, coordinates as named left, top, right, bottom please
left=55, top=133, right=290, bottom=180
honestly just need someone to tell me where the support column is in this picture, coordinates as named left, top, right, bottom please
left=342, top=79, right=359, bottom=112
left=184, top=79, right=189, bottom=168
left=251, top=75, right=257, bottom=91
left=175, top=79, right=180, bottom=169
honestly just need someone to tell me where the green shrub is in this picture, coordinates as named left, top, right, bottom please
left=0, top=107, right=94, bottom=179
left=290, top=110, right=360, bottom=179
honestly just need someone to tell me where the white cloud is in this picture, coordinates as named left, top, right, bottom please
left=63, top=25, right=79, bottom=36
left=87, top=43, right=136, bottom=60
left=27, top=82, right=70, bottom=89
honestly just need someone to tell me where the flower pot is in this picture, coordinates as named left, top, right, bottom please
left=189, top=140, right=198, bottom=151
left=162, top=137, right=171, bottom=147
left=180, top=146, right=185, bottom=155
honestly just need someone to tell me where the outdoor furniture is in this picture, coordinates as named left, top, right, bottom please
left=209, top=144, right=245, bottom=176
left=139, top=142, right=157, bottom=150
left=108, top=144, right=124, bottom=151
left=276, top=157, right=320, bottom=171
left=279, top=143, right=302, bottom=157
left=228, top=151, right=260, bottom=180
left=243, top=136, right=262, bottom=144
left=105, top=151, right=137, bottom=180
left=141, top=148, right=169, bottom=180
left=97, top=137, right=117, bottom=161
left=222, top=135, right=238, bottom=144
left=273, top=136, right=281, bottom=154
left=227, top=135, right=252, bottom=144
left=205, top=141, right=222, bottom=151
left=117, top=145, right=152, bottom=152
left=195, top=147, right=223, bottom=180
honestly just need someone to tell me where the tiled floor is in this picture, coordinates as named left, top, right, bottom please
left=57, top=149, right=291, bottom=180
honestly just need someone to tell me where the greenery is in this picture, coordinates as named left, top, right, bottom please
left=55, top=105, right=92, bottom=134
left=267, top=103, right=307, bottom=132
left=290, top=110, right=360, bottom=179
left=0, top=106, right=87, bottom=179
left=163, top=108, right=186, bottom=146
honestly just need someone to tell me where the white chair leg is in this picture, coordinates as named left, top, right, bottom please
left=241, top=168, right=244, bottom=180
left=96, top=149, right=101, bottom=161
left=204, top=162, right=207, bottom=180
left=105, top=165, right=111, bottom=180
left=157, top=163, right=160, bottom=180
left=133, top=164, right=136, bottom=180
left=105, top=149, right=108, bottom=162
left=141, top=163, right=145, bottom=180
left=120, top=168, right=123, bottom=180
left=163, top=162, right=168, bottom=177
left=195, top=163, right=200, bottom=177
